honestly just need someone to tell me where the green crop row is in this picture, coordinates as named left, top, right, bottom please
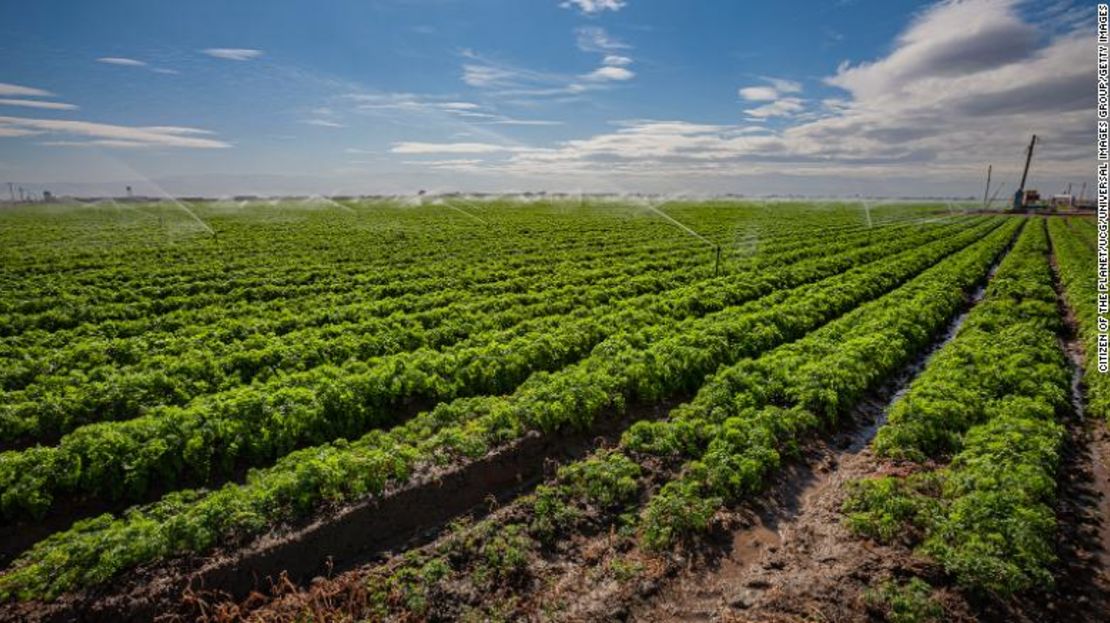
left=1049, top=217, right=1108, bottom=421
left=0, top=216, right=998, bottom=600
left=249, top=218, right=1020, bottom=622
left=847, top=218, right=1069, bottom=596
left=627, top=219, right=1020, bottom=548
left=1, top=218, right=951, bottom=440
left=0, top=218, right=989, bottom=522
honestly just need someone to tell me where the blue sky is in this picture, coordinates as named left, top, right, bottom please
left=0, top=0, right=1095, bottom=197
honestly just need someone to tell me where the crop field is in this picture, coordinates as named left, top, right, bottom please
left=0, top=200, right=1105, bottom=622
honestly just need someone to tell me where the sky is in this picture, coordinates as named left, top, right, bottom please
left=0, top=0, right=1097, bottom=198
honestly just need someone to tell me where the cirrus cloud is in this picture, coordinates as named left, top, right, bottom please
left=584, top=66, right=635, bottom=82
left=202, top=48, right=264, bottom=61
left=0, top=99, right=78, bottom=111
left=0, top=83, right=52, bottom=97
left=97, top=57, right=147, bottom=67
left=561, top=0, right=626, bottom=15
left=0, top=116, right=230, bottom=148
left=391, top=142, right=531, bottom=155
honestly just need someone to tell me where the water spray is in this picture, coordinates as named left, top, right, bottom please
left=641, top=196, right=721, bottom=276
left=308, top=194, right=356, bottom=214
left=859, top=199, right=873, bottom=228
left=985, top=175, right=1011, bottom=210
left=441, top=197, right=489, bottom=225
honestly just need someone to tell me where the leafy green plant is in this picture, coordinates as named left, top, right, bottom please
left=863, top=578, right=943, bottom=623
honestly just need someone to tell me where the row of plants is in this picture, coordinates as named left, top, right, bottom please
left=0, top=219, right=996, bottom=521
left=845, top=218, right=1070, bottom=597
left=0, top=223, right=713, bottom=337
left=0, top=218, right=947, bottom=436
left=0, top=217, right=1008, bottom=600
left=225, top=217, right=1021, bottom=622
left=626, top=218, right=1021, bottom=548
left=1049, top=217, right=1108, bottom=421
left=0, top=251, right=711, bottom=436
left=0, top=240, right=703, bottom=374
left=0, top=213, right=889, bottom=380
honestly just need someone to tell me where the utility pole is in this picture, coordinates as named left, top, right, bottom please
left=6, top=182, right=13, bottom=202
left=982, top=164, right=992, bottom=208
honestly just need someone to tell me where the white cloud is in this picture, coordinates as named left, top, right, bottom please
left=603, top=55, right=633, bottom=67
left=0, top=83, right=52, bottom=97
left=0, top=127, right=39, bottom=137
left=395, top=142, right=523, bottom=154
left=460, top=56, right=588, bottom=97
left=0, top=116, right=230, bottom=148
left=584, top=66, right=635, bottom=81
left=304, top=119, right=344, bottom=128
left=202, top=48, right=264, bottom=61
left=744, top=97, right=805, bottom=118
left=561, top=0, right=626, bottom=15
left=39, top=139, right=155, bottom=149
left=345, top=92, right=561, bottom=125
left=765, top=78, right=802, bottom=94
left=462, top=63, right=530, bottom=89
left=738, top=77, right=804, bottom=103
left=403, top=158, right=488, bottom=168
left=489, top=118, right=564, bottom=126
left=97, top=57, right=147, bottom=67
left=738, top=86, right=779, bottom=101
left=825, top=0, right=1036, bottom=100
left=576, top=26, right=630, bottom=53
left=0, top=99, right=78, bottom=111
left=439, top=102, right=482, bottom=111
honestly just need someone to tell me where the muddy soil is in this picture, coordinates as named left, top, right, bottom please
left=624, top=407, right=964, bottom=623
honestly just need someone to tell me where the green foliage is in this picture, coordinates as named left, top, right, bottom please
left=861, top=219, right=1070, bottom=597
left=1049, top=217, right=1109, bottom=421
left=843, top=474, right=940, bottom=543
left=640, top=476, right=721, bottom=550
left=863, top=578, right=943, bottom=623
left=630, top=219, right=1019, bottom=550
left=475, top=524, right=531, bottom=587
left=0, top=204, right=1007, bottom=602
